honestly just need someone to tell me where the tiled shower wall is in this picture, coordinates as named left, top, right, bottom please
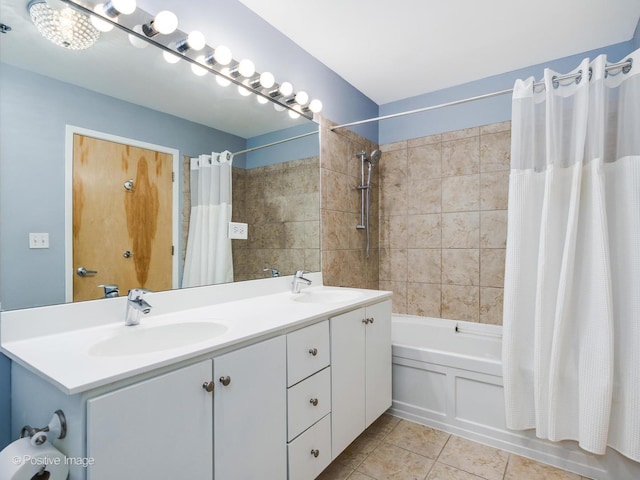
left=182, top=156, right=320, bottom=283
left=320, top=118, right=379, bottom=289
left=378, top=121, right=510, bottom=324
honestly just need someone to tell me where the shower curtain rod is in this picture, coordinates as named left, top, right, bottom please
left=231, top=130, right=319, bottom=156
left=330, top=58, right=633, bottom=131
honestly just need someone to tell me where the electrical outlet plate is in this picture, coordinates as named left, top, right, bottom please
left=228, top=222, right=248, bottom=240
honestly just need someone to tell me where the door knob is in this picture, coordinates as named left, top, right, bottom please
left=219, top=376, right=231, bottom=386
left=77, top=267, right=98, bottom=277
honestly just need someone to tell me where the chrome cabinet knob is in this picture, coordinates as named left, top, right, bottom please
left=202, top=381, right=214, bottom=393
left=219, top=376, right=231, bottom=386
left=362, top=317, right=374, bottom=324
left=309, top=398, right=318, bottom=407
left=369, top=317, right=375, bottom=324
left=308, top=348, right=318, bottom=356
left=310, top=449, right=319, bottom=458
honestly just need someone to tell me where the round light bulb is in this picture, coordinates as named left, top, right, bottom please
left=187, top=30, right=206, bottom=51
left=216, top=68, right=232, bottom=87
left=308, top=99, right=323, bottom=113
left=279, top=81, right=293, bottom=97
left=162, top=50, right=180, bottom=64
left=238, top=80, right=252, bottom=97
left=213, top=45, right=232, bottom=66
left=257, top=95, right=268, bottom=105
left=273, top=103, right=286, bottom=112
left=153, top=10, right=178, bottom=35
left=238, top=59, right=255, bottom=78
left=128, top=24, right=148, bottom=48
left=288, top=109, right=301, bottom=119
left=191, top=56, right=208, bottom=76
left=295, top=91, right=309, bottom=106
left=91, top=4, right=115, bottom=32
left=259, top=72, right=275, bottom=89
left=109, top=0, right=136, bottom=15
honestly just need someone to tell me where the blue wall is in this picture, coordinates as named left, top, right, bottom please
left=634, top=17, right=640, bottom=50
left=378, top=41, right=634, bottom=144
left=246, top=123, right=319, bottom=169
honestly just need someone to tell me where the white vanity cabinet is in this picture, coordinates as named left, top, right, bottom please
left=330, top=300, right=392, bottom=458
left=286, top=320, right=332, bottom=480
left=86, top=335, right=287, bottom=480
left=86, top=360, right=214, bottom=479
left=214, top=335, right=287, bottom=480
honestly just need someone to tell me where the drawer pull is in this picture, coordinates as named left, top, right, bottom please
left=309, top=398, right=318, bottom=407
left=202, top=381, right=214, bottom=393
left=219, top=376, right=231, bottom=386
left=310, top=449, right=319, bottom=458
left=308, top=348, right=318, bottom=356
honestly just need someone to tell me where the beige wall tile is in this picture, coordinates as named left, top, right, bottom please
left=480, top=131, right=511, bottom=172
left=442, top=126, right=479, bottom=141
left=284, top=222, right=306, bottom=249
left=442, top=285, right=480, bottom=322
left=379, top=248, right=408, bottom=282
left=442, top=137, right=480, bottom=176
left=379, top=280, right=407, bottom=314
left=442, top=175, right=480, bottom=212
left=480, top=248, right=506, bottom=287
left=480, top=287, right=504, bottom=325
left=480, top=170, right=509, bottom=210
left=407, top=283, right=441, bottom=318
left=408, top=143, right=442, bottom=179
left=407, top=214, right=441, bottom=249
left=305, top=221, right=320, bottom=249
left=408, top=133, right=442, bottom=147
left=379, top=149, right=408, bottom=216
left=480, top=210, right=508, bottom=248
left=380, top=140, right=407, bottom=152
left=407, top=249, right=441, bottom=283
left=480, top=120, right=511, bottom=135
left=408, top=177, right=442, bottom=215
left=442, top=212, right=480, bottom=248
left=379, top=215, right=408, bottom=249
left=442, top=249, right=480, bottom=286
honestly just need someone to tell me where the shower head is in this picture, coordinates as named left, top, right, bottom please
left=369, top=149, right=382, bottom=166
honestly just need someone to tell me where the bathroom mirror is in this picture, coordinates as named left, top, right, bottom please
left=0, top=0, right=320, bottom=310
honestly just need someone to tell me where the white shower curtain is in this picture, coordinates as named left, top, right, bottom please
left=503, top=47, right=640, bottom=461
left=182, top=153, right=234, bottom=287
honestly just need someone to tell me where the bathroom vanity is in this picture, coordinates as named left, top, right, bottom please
left=1, top=274, right=392, bottom=480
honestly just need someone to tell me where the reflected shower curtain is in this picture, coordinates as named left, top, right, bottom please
left=502, top=48, right=640, bottom=461
left=182, top=153, right=233, bottom=287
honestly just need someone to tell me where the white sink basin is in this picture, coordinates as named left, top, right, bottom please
left=291, top=288, right=363, bottom=304
left=88, top=322, right=228, bottom=357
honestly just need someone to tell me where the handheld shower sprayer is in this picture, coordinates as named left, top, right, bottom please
left=355, top=149, right=382, bottom=257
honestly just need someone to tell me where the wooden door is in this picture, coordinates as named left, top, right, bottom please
left=73, top=134, right=173, bottom=301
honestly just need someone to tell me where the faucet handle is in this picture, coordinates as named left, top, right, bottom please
left=294, top=270, right=309, bottom=278
left=127, top=288, right=151, bottom=299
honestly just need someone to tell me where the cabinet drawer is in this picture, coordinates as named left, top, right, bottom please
left=287, top=367, right=331, bottom=441
left=287, top=320, right=329, bottom=386
left=287, top=414, right=331, bottom=480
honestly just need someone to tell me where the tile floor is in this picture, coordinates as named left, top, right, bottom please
left=318, top=415, right=591, bottom=480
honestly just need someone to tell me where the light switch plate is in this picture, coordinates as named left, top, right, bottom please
left=29, top=232, right=50, bottom=249
left=228, top=222, right=248, bottom=240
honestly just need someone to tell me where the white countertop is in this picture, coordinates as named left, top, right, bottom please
left=0, top=277, right=391, bottom=395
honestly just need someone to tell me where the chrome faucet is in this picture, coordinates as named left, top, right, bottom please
left=125, top=289, right=152, bottom=326
left=291, top=270, right=312, bottom=294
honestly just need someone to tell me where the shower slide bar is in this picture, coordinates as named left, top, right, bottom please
left=330, top=58, right=633, bottom=131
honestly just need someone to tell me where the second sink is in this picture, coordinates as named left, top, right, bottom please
left=89, top=322, right=228, bottom=357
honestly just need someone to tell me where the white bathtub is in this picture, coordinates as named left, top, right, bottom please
left=389, top=314, right=639, bottom=480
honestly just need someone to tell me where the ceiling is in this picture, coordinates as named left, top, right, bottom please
left=237, top=0, right=640, bottom=105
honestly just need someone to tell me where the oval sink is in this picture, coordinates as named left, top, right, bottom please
left=89, top=322, right=227, bottom=357
left=291, top=289, right=363, bottom=304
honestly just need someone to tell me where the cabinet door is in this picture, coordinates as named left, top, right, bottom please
left=365, top=300, right=392, bottom=427
left=87, top=360, right=213, bottom=480
left=214, top=336, right=287, bottom=480
left=330, top=307, right=366, bottom=459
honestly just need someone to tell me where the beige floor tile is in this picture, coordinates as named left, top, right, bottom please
left=357, top=442, right=434, bottom=480
left=504, top=455, right=581, bottom=480
left=385, top=420, right=450, bottom=459
left=426, top=462, right=487, bottom=479
left=366, top=414, right=402, bottom=437
left=438, top=436, right=508, bottom=480
left=318, top=460, right=355, bottom=480
left=336, top=432, right=385, bottom=470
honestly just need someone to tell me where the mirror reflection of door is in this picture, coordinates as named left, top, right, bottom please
left=72, top=134, right=173, bottom=302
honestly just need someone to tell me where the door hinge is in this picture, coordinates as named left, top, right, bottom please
left=172, top=171, right=175, bottom=182
left=171, top=245, right=175, bottom=255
